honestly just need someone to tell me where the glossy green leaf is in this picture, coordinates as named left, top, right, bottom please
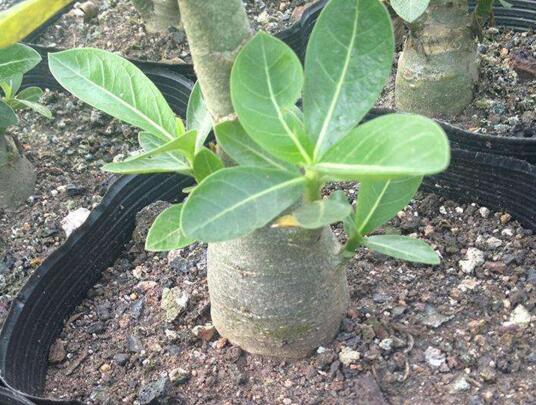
left=215, top=119, right=296, bottom=172
left=187, top=81, right=212, bottom=152
left=102, top=155, right=189, bottom=174
left=182, top=167, right=306, bottom=242
left=315, top=114, right=450, bottom=180
left=14, top=99, right=52, bottom=118
left=356, top=176, right=422, bottom=235
left=175, top=117, right=186, bottom=136
left=390, top=0, right=429, bottom=22
left=16, top=86, right=43, bottom=102
left=7, top=87, right=43, bottom=110
left=104, top=130, right=194, bottom=174
left=145, top=204, right=195, bottom=251
left=193, top=147, right=224, bottom=183
left=1, top=74, right=23, bottom=98
left=7, top=74, right=23, bottom=95
left=303, top=0, right=394, bottom=159
left=363, top=235, right=439, bottom=264
left=49, top=48, right=176, bottom=142
left=0, top=44, right=41, bottom=82
left=292, top=199, right=352, bottom=229
left=0, top=99, right=18, bottom=128
left=231, top=32, right=311, bottom=164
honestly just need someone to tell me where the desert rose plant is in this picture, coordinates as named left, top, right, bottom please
left=49, top=0, right=450, bottom=358
left=0, top=43, right=51, bottom=209
left=391, top=0, right=511, bottom=116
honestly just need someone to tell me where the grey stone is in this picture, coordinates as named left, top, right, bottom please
left=160, top=287, right=189, bottom=322
left=138, top=376, right=169, bottom=405
left=128, top=335, right=143, bottom=353
left=419, top=305, right=453, bottom=329
left=113, top=353, right=129, bottom=366
left=425, top=346, right=446, bottom=368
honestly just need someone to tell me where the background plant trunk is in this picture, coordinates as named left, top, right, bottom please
left=131, top=0, right=180, bottom=33
left=395, top=0, right=479, bottom=116
left=177, top=0, right=349, bottom=358
left=208, top=226, right=349, bottom=358
left=0, top=133, right=36, bottom=209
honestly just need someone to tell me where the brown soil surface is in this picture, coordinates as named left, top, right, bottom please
left=43, top=190, right=536, bottom=404
left=32, top=0, right=316, bottom=64
left=0, top=91, right=138, bottom=328
left=379, top=28, right=536, bottom=138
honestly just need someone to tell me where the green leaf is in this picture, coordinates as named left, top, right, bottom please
left=231, top=32, right=311, bottom=164
left=138, top=131, right=162, bottom=151
left=182, top=167, right=306, bottom=242
left=363, top=235, right=439, bottom=264
left=175, top=117, right=186, bottom=136
left=14, top=99, right=52, bottom=118
left=104, top=131, right=194, bottom=174
left=497, top=0, right=512, bottom=8
left=303, top=0, right=394, bottom=159
left=315, top=114, right=450, bottom=180
left=49, top=48, right=177, bottom=142
left=291, top=199, right=352, bottom=229
left=356, top=177, right=422, bottom=235
left=215, top=119, right=296, bottom=172
left=145, top=204, right=195, bottom=251
left=7, top=87, right=44, bottom=110
left=1, top=74, right=23, bottom=98
left=187, top=81, right=212, bottom=152
left=102, top=155, right=189, bottom=174
left=0, top=44, right=41, bottom=82
left=192, top=147, right=224, bottom=183
left=0, top=99, right=18, bottom=128
left=390, top=0, right=429, bottom=23
left=6, top=74, right=23, bottom=95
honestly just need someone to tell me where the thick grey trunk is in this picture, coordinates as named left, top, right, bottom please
left=395, top=0, right=479, bottom=116
left=0, top=134, right=35, bottom=209
left=131, top=0, right=180, bottom=33
left=208, top=226, right=349, bottom=358
left=177, top=0, right=252, bottom=121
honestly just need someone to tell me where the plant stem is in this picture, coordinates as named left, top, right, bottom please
left=177, top=0, right=252, bottom=122
left=303, top=170, right=322, bottom=203
left=131, top=0, right=180, bottom=33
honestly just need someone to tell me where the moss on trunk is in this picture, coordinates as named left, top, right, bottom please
left=395, top=0, right=479, bottom=116
left=131, top=0, right=180, bottom=33
left=0, top=133, right=35, bottom=209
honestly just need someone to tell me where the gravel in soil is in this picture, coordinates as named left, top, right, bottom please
left=0, top=90, right=138, bottom=328
left=0, top=0, right=18, bottom=11
left=44, top=188, right=536, bottom=404
left=32, top=0, right=316, bottom=64
left=379, top=28, right=536, bottom=138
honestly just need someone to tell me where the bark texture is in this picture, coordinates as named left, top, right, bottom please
left=207, top=226, right=349, bottom=358
left=0, top=134, right=36, bottom=209
left=131, top=0, right=180, bottom=33
left=395, top=0, right=479, bottom=116
left=177, top=0, right=252, bottom=121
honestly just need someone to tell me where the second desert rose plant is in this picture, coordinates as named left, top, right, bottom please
left=49, top=0, right=450, bottom=358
